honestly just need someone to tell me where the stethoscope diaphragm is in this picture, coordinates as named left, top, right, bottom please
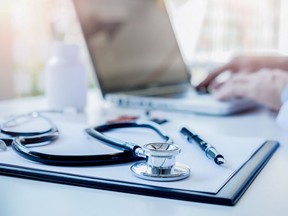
left=131, top=143, right=190, bottom=181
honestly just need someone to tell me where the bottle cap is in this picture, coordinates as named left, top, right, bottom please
left=53, top=41, right=79, bottom=60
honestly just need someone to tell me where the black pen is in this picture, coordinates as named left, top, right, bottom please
left=180, top=127, right=225, bottom=165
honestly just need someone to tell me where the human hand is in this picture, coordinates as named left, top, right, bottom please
left=213, top=69, right=288, bottom=111
left=196, top=55, right=288, bottom=92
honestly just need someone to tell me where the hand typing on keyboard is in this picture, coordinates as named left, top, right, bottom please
left=196, top=55, right=288, bottom=111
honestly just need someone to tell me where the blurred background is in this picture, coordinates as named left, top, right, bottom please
left=0, top=0, right=287, bottom=100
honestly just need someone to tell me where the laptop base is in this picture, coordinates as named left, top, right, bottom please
left=106, top=94, right=257, bottom=115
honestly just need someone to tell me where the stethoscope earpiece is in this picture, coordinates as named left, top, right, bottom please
left=0, top=140, right=7, bottom=152
left=131, top=143, right=190, bottom=181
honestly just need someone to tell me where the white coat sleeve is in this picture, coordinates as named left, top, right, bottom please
left=276, top=85, right=288, bottom=130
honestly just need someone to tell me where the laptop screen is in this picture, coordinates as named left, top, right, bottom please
left=73, top=0, right=191, bottom=95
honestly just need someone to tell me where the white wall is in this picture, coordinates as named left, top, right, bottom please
left=279, top=0, right=288, bottom=54
left=0, top=10, right=14, bottom=100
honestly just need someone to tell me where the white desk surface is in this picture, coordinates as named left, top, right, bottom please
left=1, top=92, right=288, bottom=216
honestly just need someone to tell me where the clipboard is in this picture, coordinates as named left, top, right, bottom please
left=0, top=140, right=279, bottom=206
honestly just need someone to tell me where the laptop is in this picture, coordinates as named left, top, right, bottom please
left=73, top=0, right=256, bottom=115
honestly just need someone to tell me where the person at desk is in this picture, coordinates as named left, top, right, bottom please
left=196, top=54, right=288, bottom=130
left=197, top=55, right=288, bottom=112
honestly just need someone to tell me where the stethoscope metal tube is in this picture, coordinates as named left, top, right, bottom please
left=1, top=112, right=57, bottom=137
left=0, top=112, right=59, bottom=150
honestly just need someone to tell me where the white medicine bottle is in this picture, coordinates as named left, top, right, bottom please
left=45, top=42, right=87, bottom=112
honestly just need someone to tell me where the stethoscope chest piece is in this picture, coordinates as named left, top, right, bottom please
left=131, top=143, right=190, bottom=181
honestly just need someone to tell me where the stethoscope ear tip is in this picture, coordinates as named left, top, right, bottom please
left=0, top=140, right=7, bottom=152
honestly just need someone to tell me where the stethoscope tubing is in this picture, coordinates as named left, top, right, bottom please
left=12, top=138, right=143, bottom=166
left=85, top=120, right=173, bottom=157
left=10, top=126, right=143, bottom=166
left=1, top=112, right=172, bottom=167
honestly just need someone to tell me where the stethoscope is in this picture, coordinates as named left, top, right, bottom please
left=0, top=112, right=190, bottom=181
left=0, top=112, right=59, bottom=150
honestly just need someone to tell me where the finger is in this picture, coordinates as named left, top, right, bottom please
left=213, top=76, right=250, bottom=100
left=196, top=62, right=234, bottom=90
left=212, top=72, right=249, bottom=92
left=210, top=80, right=224, bottom=90
left=214, top=84, right=247, bottom=100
